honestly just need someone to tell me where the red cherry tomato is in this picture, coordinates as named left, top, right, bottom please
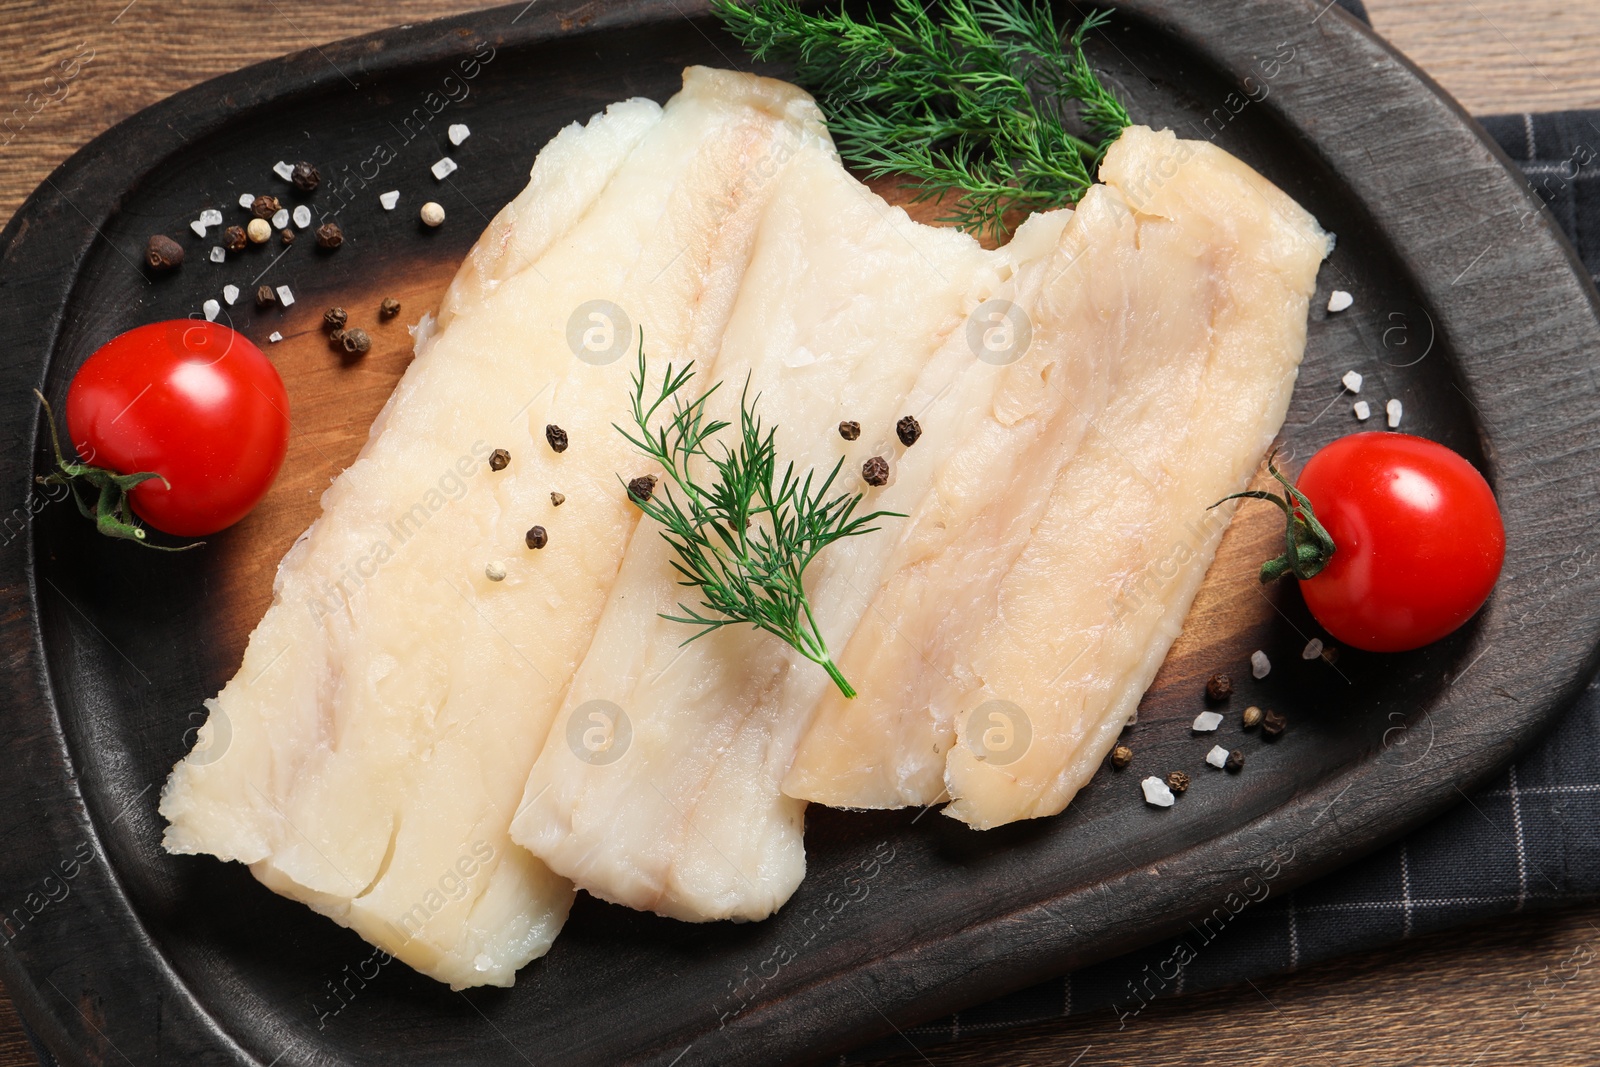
left=65, top=320, right=290, bottom=537
left=1294, top=432, right=1504, bottom=652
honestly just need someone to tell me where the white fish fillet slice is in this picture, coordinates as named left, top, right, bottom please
left=787, top=128, right=1331, bottom=826
left=159, top=67, right=829, bottom=987
left=942, top=129, right=1330, bottom=828
left=509, top=138, right=1074, bottom=920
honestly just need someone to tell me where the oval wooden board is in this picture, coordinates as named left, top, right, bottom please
left=3, top=1, right=1600, bottom=1064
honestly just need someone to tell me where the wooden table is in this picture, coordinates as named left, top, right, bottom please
left=1, top=2, right=1596, bottom=1064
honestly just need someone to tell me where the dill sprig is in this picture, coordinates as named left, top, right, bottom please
left=615, top=339, right=902, bottom=698
left=713, top=0, right=1133, bottom=238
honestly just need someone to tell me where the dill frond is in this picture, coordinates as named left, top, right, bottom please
left=713, top=0, right=1133, bottom=238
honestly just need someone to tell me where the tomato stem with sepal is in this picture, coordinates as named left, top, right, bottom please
left=32, top=390, right=202, bottom=550
left=1209, top=450, right=1335, bottom=583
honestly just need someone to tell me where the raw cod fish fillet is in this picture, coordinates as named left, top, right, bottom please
left=160, top=67, right=831, bottom=987
left=785, top=128, right=1332, bottom=827
left=509, top=138, right=1072, bottom=921
left=510, top=126, right=1329, bottom=918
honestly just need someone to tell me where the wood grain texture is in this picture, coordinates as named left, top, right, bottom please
left=0, top=1, right=1595, bottom=1065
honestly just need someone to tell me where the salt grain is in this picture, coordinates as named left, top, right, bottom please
left=293, top=204, right=312, bottom=229
left=1251, top=649, right=1271, bottom=679
left=1206, top=745, right=1230, bottom=769
left=448, top=123, right=471, bottom=146
left=268, top=331, right=283, bottom=343
left=1353, top=400, right=1371, bottom=420
left=202, top=298, right=220, bottom=321
left=208, top=246, right=225, bottom=263
left=1141, top=776, right=1176, bottom=808
left=1302, top=637, right=1324, bottom=660
left=238, top=192, right=256, bottom=209
left=379, top=190, right=400, bottom=210
left=431, top=157, right=459, bottom=180
left=189, top=219, right=209, bottom=237
left=271, top=207, right=290, bottom=230
left=1327, top=290, right=1353, bottom=313
left=273, top=160, right=295, bottom=181
left=1342, top=370, right=1363, bottom=393
left=223, top=284, right=240, bottom=305
left=199, top=208, right=223, bottom=227
left=1386, top=398, right=1403, bottom=428
left=1193, top=710, right=1224, bottom=732
left=276, top=284, right=295, bottom=307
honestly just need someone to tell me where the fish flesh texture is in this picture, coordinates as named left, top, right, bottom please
left=160, top=67, right=831, bottom=987
left=509, top=137, right=1073, bottom=921
left=785, top=127, right=1331, bottom=828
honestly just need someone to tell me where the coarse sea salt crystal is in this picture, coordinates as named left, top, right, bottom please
left=1193, top=710, right=1224, bottom=732
left=208, top=246, right=225, bottom=263
left=276, top=284, right=295, bottom=307
left=1251, top=649, right=1271, bottom=679
left=1386, top=398, right=1403, bottom=428
left=268, top=331, right=283, bottom=343
left=1328, top=290, right=1353, bottom=313
left=223, top=284, right=239, bottom=306
left=190, top=219, right=209, bottom=237
left=1302, top=638, right=1325, bottom=660
left=1342, top=370, right=1363, bottom=393
left=273, top=161, right=295, bottom=181
left=1206, top=745, right=1230, bottom=769
left=379, top=190, right=400, bottom=210
left=293, top=204, right=312, bottom=229
left=1141, top=776, right=1176, bottom=808
left=238, top=192, right=256, bottom=209
left=448, top=123, right=470, bottom=146
left=271, top=208, right=289, bottom=230
left=202, top=298, right=220, bottom=321
left=199, top=208, right=223, bottom=227
left=431, top=157, right=459, bottom=180
left=1353, top=400, right=1371, bottom=420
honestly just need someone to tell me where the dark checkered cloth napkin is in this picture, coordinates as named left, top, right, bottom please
left=20, top=5, right=1600, bottom=1066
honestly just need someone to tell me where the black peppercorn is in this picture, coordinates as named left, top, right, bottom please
left=222, top=225, right=247, bottom=251
left=1109, top=744, right=1132, bottom=770
left=545, top=424, right=569, bottom=453
left=291, top=160, right=321, bottom=192
left=1261, top=708, right=1287, bottom=738
left=838, top=420, right=861, bottom=441
left=145, top=234, right=184, bottom=271
left=281, top=228, right=296, bottom=246
left=380, top=296, right=401, bottom=318
left=1166, top=770, right=1190, bottom=794
left=525, top=525, right=548, bottom=550
left=328, top=328, right=346, bottom=348
left=1205, top=673, right=1233, bottom=702
left=489, top=448, right=511, bottom=472
left=315, top=222, right=344, bottom=249
left=1225, top=749, right=1245, bottom=773
left=862, top=456, right=889, bottom=486
left=323, top=307, right=348, bottom=331
left=256, top=284, right=277, bottom=307
left=340, top=328, right=371, bottom=356
left=627, top=475, right=657, bottom=504
left=896, top=415, right=922, bottom=447
left=251, top=194, right=280, bottom=219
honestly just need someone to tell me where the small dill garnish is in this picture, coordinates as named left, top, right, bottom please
left=615, top=338, right=902, bottom=698
left=713, top=0, right=1133, bottom=239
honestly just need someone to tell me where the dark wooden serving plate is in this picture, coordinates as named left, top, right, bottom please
left=4, top=1, right=1600, bottom=1064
